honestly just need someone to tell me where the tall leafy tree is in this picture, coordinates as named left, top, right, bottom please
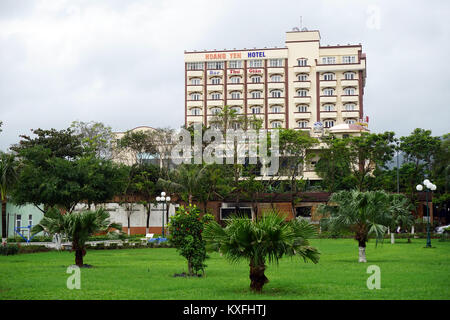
left=0, top=152, right=17, bottom=238
left=318, top=190, right=391, bottom=262
left=11, top=127, right=126, bottom=214
left=400, top=128, right=441, bottom=199
left=70, top=121, right=115, bottom=159
left=203, top=212, right=320, bottom=293
left=116, top=129, right=158, bottom=166
left=158, top=164, right=208, bottom=205
left=315, top=135, right=353, bottom=192
left=278, top=129, right=318, bottom=210
left=10, top=128, right=83, bottom=159
left=347, top=132, right=396, bottom=191
left=133, top=164, right=160, bottom=234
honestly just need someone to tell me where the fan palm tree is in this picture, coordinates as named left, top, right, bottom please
left=0, top=152, right=17, bottom=239
left=387, top=193, right=414, bottom=244
left=203, top=212, right=320, bottom=293
left=157, top=164, right=208, bottom=204
left=31, top=208, right=121, bottom=266
left=318, top=190, right=391, bottom=262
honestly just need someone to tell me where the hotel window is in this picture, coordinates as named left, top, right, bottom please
left=297, top=74, right=308, bottom=81
left=271, top=75, right=282, bottom=82
left=211, top=77, right=221, bottom=85
left=16, top=214, right=22, bottom=229
left=190, top=93, right=201, bottom=100
left=191, top=78, right=201, bottom=85
left=297, top=105, right=308, bottom=112
left=297, top=121, right=308, bottom=128
left=211, top=92, right=221, bottom=100
left=323, top=73, right=334, bottom=81
left=251, top=91, right=262, bottom=99
left=346, top=119, right=357, bottom=124
left=230, top=76, right=241, bottom=84
left=232, top=122, right=241, bottom=130
left=191, top=108, right=202, bottom=116
left=344, top=103, right=356, bottom=111
left=324, top=120, right=335, bottom=128
left=323, top=104, right=335, bottom=112
left=28, top=214, right=33, bottom=227
left=211, top=107, right=221, bottom=115
left=229, top=60, right=242, bottom=68
left=297, top=89, right=308, bottom=97
left=321, top=57, right=336, bottom=64
left=344, top=72, right=355, bottom=80
left=231, top=106, right=241, bottom=114
left=251, top=75, right=262, bottom=83
left=344, top=87, right=356, bottom=95
left=230, top=91, right=241, bottom=99
left=271, top=121, right=282, bottom=128
left=297, top=58, right=307, bottom=66
left=248, top=60, right=263, bottom=67
left=251, top=106, right=262, bottom=114
left=187, top=62, right=203, bottom=70
left=269, top=59, right=283, bottom=67
left=271, top=90, right=282, bottom=98
left=343, top=56, right=356, bottom=64
left=323, top=88, right=334, bottom=96
left=271, top=105, right=282, bottom=113
left=250, top=122, right=258, bottom=130
left=207, top=61, right=224, bottom=69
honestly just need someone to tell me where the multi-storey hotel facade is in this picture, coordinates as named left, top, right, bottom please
left=184, top=29, right=367, bottom=133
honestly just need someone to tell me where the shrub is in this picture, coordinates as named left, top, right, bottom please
left=18, top=245, right=52, bottom=254
left=0, top=243, right=19, bottom=256
left=168, top=204, right=214, bottom=276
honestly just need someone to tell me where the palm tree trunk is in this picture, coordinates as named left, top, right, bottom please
left=249, top=260, right=269, bottom=293
left=73, top=240, right=86, bottom=267
left=1, top=199, right=7, bottom=239
left=75, top=249, right=84, bottom=267
left=358, top=241, right=367, bottom=263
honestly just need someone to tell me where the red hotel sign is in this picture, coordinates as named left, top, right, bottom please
left=205, top=52, right=242, bottom=60
left=205, top=51, right=266, bottom=60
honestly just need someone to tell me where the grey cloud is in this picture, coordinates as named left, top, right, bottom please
left=1, top=0, right=449, bottom=151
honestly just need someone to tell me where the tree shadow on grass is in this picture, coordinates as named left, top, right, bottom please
left=222, top=283, right=329, bottom=299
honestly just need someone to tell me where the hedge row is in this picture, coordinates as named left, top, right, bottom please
left=85, top=242, right=173, bottom=250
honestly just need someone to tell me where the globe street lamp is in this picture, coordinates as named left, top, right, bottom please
left=156, top=192, right=171, bottom=238
left=416, top=179, right=437, bottom=248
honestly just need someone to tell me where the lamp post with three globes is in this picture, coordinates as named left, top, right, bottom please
left=156, top=192, right=170, bottom=238
left=416, top=179, right=437, bottom=248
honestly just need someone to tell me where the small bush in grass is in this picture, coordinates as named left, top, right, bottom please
left=0, top=243, right=19, bottom=256
left=168, top=204, right=214, bottom=276
left=18, top=245, right=52, bottom=254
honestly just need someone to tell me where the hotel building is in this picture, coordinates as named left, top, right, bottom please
left=184, top=29, right=367, bottom=132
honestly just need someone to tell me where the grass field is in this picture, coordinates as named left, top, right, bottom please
left=0, top=239, right=449, bottom=300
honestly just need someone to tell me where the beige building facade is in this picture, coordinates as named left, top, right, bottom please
left=184, top=29, right=367, bottom=133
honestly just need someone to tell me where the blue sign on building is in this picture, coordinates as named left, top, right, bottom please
left=248, top=52, right=266, bottom=58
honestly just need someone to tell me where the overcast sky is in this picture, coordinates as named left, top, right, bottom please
left=0, top=0, right=449, bottom=151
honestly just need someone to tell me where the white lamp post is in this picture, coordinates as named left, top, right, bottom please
left=156, top=192, right=170, bottom=238
left=416, top=180, right=437, bottom=248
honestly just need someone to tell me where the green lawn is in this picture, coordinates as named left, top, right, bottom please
left=0, top=239, right=449, bottom=300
